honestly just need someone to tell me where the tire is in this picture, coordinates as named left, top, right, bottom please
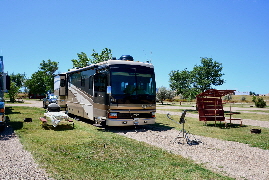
left=0, top=123, right=5, bottom=131
left=43, top=102, right=48, bottom=109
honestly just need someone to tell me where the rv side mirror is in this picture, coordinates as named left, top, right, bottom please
left=107, top=86, right=111, bottom=94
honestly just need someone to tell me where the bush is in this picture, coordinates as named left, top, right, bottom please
left=8, top=82, right=20, bottom=102
left=252, top=96, right=256, bottom=103
left=223, top=94, right=232, bottom=102
left=253, top=97, right=267, bottom=108
left=156, top=86, right=175, bottom=104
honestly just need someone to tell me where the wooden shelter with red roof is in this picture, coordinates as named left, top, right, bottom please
left=196, top=89, right=235, bottom=125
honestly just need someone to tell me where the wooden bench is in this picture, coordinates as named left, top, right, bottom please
left=39, top=117, right=74, bottom=128
left=225, top=118, right=242, bottom=127
left=68, top=119, right=74, bottom=128
left=39, top=117, right=47, bottom=122
left=225, top=112, right=242, bottom=127
left=39, top=117, right=47, bottom=126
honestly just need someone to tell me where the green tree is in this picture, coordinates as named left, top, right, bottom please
left=40, top=59, right=58, bottom=74
left=39, top=59, right=58, bottom=91
left=71, top=48, right=112, bottom=68
left=6, top=73, right=26, bottom=102
left=156, top=86, right=175, bottom=105
left=91, top=48, right=112, bottom=64
left=8, top=82, right=20, bottom=102
left=25, top=71, right=46, bottom=95
left=71, top=52, right=90, bottom=68
left=25, top=60, right=58, bottom=95
left=10, top=73, right=26, bottom=88
left=169, top=57, right=225, bottom=99
left=192, top=57, right=224, bottom=93
left=169, top=68, right=198, bottom=99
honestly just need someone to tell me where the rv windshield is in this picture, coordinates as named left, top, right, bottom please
left=110, top=66, right=155, bottom=96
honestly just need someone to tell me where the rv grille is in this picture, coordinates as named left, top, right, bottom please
left=116, top=113, right=153, bottom=119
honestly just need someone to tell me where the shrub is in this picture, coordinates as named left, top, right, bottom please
left=156, top=86, right=175, bottom=104
left=252, top=96, right=256, bottom=103
left=253, top=97, right=267, bottom=108
left=223, top=94, right=232, bottom=102
left=8, top=82, right=20, bottom=102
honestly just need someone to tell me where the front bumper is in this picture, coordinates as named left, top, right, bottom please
left=106, top=118, right=155, bottom=126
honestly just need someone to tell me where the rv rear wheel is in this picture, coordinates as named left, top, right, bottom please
left=43, top=102, right=47, bottom=109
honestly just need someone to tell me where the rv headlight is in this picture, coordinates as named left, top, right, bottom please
left=108, top=112, right=118, bottom=119
left=151, top=112, right=156, bottom=118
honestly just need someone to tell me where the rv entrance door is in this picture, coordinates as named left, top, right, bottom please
left=59, top=74, right=67, bottom=96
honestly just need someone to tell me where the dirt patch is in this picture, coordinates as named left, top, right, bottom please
left=6, top=100, right=43, bottom=108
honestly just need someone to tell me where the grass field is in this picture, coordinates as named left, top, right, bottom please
left=161, top=108, right=269, bottom=122
left=5, top=106, right=232, bottom=180
left=159, top=95, right=269, bottom=106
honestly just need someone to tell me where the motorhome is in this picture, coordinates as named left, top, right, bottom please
left=54, top=55, right=156, bottom=126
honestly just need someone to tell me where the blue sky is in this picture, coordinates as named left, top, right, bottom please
left=1, top=0, right=268, bottom=94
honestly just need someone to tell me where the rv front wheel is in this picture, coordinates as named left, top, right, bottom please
left=94, top=117, right=98, bottom=124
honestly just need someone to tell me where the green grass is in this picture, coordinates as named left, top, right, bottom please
left=157, top=102, right=197, bottom=107
left=223, top=103, right=269, bottom=108
left=227, top=112, right=269, bottom=122
left=162, top=109, right=198, bottom=114
left=161, top=108, right=269, bottom=122
left=5, top=106, right=231, bottom=180
left=229, top=95, right=269, bottom=102
left=156, top=113, right=269, bottom=150
left=238, top=109, right=269, bottom=113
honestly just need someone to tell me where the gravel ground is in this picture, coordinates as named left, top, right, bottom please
left=115, top=126, right=269, bottom=180
left=0, top=124, right=53, bottom=180
left=157, top=108, right=269, bottom=180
